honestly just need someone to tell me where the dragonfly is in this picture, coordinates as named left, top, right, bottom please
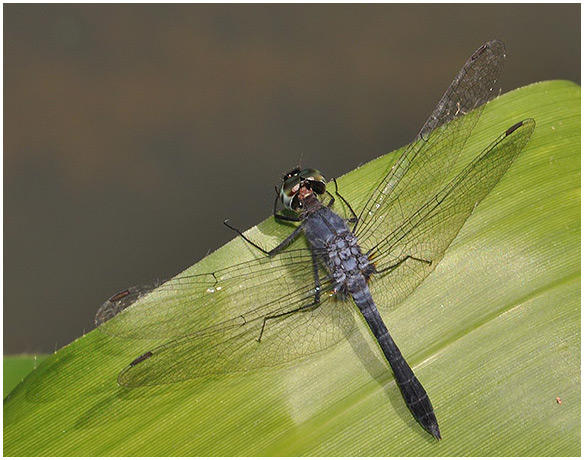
left=96, top=40, right=535, bottom=440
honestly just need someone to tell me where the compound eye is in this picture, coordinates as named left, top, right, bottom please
left=282, top=167, right=301, bottom=181
left=279, top=168, right=327, bottom=211
left=301, top=168, right=326, bottom=195
left=280, top=170, right=302, bottom=211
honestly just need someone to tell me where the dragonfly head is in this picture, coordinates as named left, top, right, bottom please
left=280, top=168, right=327, bottom=211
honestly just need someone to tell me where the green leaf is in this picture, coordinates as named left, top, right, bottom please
left=4, top=80, right=580, bottom=456
left=3, top=355, right=46, bottom=398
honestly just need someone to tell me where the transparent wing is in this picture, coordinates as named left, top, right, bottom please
left=97, top=245, right=358, bottom=385
left=98, top=247, right=336, bottom=340
left=366, top=119, right=535, bottom=309
left=356, top=40, right=506, bottom=249
left=96, top=282, right=164, bottom=327
left=117, top=292, right=354, bottom=387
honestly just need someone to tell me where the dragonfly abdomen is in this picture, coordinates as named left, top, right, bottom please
left=350, top=279, right=441, bottom=439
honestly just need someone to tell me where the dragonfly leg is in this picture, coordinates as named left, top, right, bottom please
left=224, top=219, right=271, bottom=255
left=374, top=254, right=432, bottom=274
left=273, top=213, right=302, bottom=223
left=332, top=178, right=359, bottom=229
left=256, top=296, right=322, bottom=342
left=257, top=251, right=323, bottom=342
left=323, top=190, right=335, bottom=208
left=224, top=219, right=305, bottom=257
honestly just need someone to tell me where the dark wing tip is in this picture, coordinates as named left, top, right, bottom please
left=484, top=39, right=506, bottom=59
left=505, top=118, right=536, bottom=136
left=117, top=351, right=155, bottom=387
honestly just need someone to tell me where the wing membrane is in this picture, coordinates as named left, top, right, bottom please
left=367, top=119, right=535, bottom=309
left=117, top=292, right=355, bottom=386
left=99, top=244, right=360, bottom=385
left=98, top=247, right=335, bottom=340
left=356, top=40, right=506, bottom=249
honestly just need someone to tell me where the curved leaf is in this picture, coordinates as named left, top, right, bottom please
left=4, top=80, right=580, bottom=456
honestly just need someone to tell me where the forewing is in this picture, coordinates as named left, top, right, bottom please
left=96, top=282, right=164, bottom=327
left=356, top=40, right=506, bottom=249
left=97, top=247, right=332, bottom=340
left=367, top=119, right=535, bottom=309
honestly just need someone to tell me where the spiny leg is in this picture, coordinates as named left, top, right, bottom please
left=332, top=178, right=359, bottom=229
left=324, top=190, right=335, bottom=208
left=223, top=219, right=304, bottom=256
left=374, top=253, right=432, bottom=275
left=257, top=251, right=324, bottom=341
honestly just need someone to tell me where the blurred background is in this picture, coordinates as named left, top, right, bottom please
left=4, top=4, right=580, bottom=354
